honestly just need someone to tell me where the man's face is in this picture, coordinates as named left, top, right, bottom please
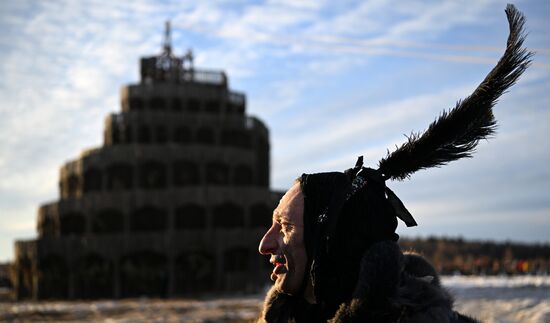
left=258, top=182, right=307, bottom=295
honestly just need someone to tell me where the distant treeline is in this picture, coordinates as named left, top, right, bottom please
left=399, top=236, right=550, bottom=275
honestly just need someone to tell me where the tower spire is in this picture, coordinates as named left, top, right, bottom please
left=163, top=21, right=172, bottom=55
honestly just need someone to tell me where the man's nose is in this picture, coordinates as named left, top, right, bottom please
left=259, top=225, right=278, bottom=255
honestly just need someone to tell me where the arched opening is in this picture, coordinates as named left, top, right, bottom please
left=228, top=104, right=236, bottom=114
left=155, top=125, right=167, bottom=144
left=38, top=213, right=58, bottom=238
left=197, top=127, right=215, bottom=145
left=233, top=164, right=253, bottom=186
left=121, top=251, right=168, bottom=298
left=74, top=254, right=113, bottom=299
left=84, top=168, right=102, bottom=192
left=149, top=97, right=166, bottom=110
left=67, top=174, right=80, bottom=197
left=138, top=125, right=151, bottom=143
left=139, top=161, right=167, bottom=189
left=171, top=98, right=183, bottom=112
left=235, top=104, right=245, bottom=114
left=250, top=203, right=272, bottom=228
left=38, top=254, right=68, bottom=299
left=93, top=209, right=124, bottom=234
left=16, top=256, right=33, bottom=299
left=59, top=180, right=65, bottom=197
left=175, top=204, right=206, bottom=229
left=60, top=212, right=86, bottom=236
left=124, top=125, right=133, bottom=143
left=221, top=130, right=251, bottom=148
left=175, top=252, right=215, bottom=294
left=205, top=100, right=220, bottom=114
left=111, top=125, right=120, bottom=144
left=173, top=160, right=199, bottom=186
left=206, top=162, right=228, bottom=185
left=131, top=206, right=166, bottom=232
left=187, top=98, right=200, bottom=113
left=222, top=247, right=251, bottom=291
left=130, top=97, right=144, bottom=110
left=213, top=203, right=244, bottom=228
left=223, top=247, right=250, bottom=272
left=106, top=163, right=133, bottom=190
left=173, top=126, right=191, bottom=144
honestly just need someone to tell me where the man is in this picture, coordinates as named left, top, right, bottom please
left=258, top=5, right=531, bottom=323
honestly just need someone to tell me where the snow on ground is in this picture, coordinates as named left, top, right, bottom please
left=1, top=276, right=549, bottom=322
left=0, top=295, right=263, bottom=322
left=442, top=275, right=550, bottom=323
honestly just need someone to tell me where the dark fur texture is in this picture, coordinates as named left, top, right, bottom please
left=258, top=241, right=480, bottom=323
left=378, top=4, right=532, bottom=181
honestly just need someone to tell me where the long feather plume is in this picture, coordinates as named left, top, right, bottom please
left=378, top=4, right=533, bottom=181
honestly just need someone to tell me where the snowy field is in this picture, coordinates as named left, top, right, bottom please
left=442, top=275, right=550, bottom=323
left=1, top=276, right=549, bottom=322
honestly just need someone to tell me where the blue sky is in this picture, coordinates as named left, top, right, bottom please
left=0, top=0, right=549, bottom=261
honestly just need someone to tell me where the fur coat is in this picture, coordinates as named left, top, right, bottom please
left=258, top=241, right=480, bottom=323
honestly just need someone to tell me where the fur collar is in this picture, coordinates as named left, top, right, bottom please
left=258, top=241, right=479, bottom=323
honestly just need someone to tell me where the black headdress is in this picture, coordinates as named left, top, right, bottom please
left=300, top=4, right=532, bottom=309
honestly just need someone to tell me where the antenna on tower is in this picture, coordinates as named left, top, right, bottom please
left=184, top=49, right=194, bottom=70
left=163, top=21, right=172, bottom=55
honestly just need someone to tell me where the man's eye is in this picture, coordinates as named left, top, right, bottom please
left=280, top=223, right=293, bottom=233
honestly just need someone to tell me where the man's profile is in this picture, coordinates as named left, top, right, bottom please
left=259, top=183, right=309, bottom=298
left=257, top=5, right=532, bottom=323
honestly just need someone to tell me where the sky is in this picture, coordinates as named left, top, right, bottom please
left=0, top=0, right=549, bottom=262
